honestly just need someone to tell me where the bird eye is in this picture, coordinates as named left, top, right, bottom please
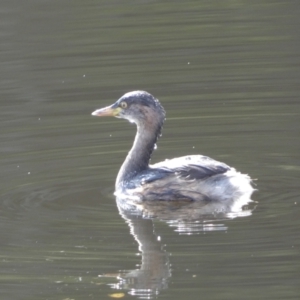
left=120, top=101, right=127, bottom=109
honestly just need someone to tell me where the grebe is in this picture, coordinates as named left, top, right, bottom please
left=92, top=91, right=254, bottom=202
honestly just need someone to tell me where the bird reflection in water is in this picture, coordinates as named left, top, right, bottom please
left=99, top=198, right=256, bottom=299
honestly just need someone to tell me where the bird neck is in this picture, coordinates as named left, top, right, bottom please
left=116, top=122, right=163, bottom=190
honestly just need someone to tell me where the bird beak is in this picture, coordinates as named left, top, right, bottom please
left=91, top=104, right=121, bottom=117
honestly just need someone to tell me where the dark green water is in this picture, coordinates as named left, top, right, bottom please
left=1, top=1, right=299, bottom=299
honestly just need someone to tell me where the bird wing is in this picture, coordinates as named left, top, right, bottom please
left=125, top=155, right=232, bottom=201
left=150, top=155, right=231, bottom=181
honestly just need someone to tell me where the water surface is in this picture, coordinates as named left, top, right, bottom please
left=0, top=1, right=299, bottom=299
